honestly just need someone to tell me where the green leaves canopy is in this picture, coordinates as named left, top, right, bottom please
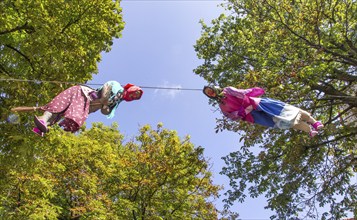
left=194, top=0, right=356, bottom=219
left=0, top=0, right=124, bottom=114
left=0, top=123, right=220, bottom=219
left=0, top=0, right=125, bottom=164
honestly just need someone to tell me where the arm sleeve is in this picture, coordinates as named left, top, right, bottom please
left=99, top=83, right=112, bottom=105
left=223, top=111, right=240, bottom=120
left=222, top=107, right=246, bottom=120
left=245, top=87, right=265, bottom=97
left=224, top=86, right=265, bottom=98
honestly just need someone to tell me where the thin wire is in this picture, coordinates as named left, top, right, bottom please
left=139, top=86, right=201, bottom=91
left=121, top=0, right=223, bottom=1
left=0, top=78, right=202, bottom=91
left=0, top=78, right=92, bottom=85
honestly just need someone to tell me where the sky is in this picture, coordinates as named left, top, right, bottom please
left=87, top=1, right=273, bottom=218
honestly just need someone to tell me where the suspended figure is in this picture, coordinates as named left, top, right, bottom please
left=203, top=86, right=323, bottom=137
left=32, top=81, right=143, bottom=136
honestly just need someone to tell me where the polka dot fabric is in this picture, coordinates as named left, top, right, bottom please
left=40, top=85, right=90, bottom=132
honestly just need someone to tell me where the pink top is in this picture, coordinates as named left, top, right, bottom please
left=219, top=87, right=265, bottom=123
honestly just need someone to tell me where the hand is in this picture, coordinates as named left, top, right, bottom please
left=89, top=91, right=98, bottom=100
left=245, top=105, right=254, bottom=115
left=113, top=93, right=122, bottom=101
left=101, top=105, right=111, bottom=115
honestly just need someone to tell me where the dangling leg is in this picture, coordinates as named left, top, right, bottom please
left=32, top=127, right=44, bottom=137
left=299, top=110, right=324, bottom=130
left=34, top=111, right=53, bottom=133
left=293, top=121, right=318, bottom=137
left=293, top=110, right=321, bottom=137
left=47, top=112, right=60, bottom=126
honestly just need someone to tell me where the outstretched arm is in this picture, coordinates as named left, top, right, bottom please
left=224, top=86, right=265, bottom=98
left=246, top=87, right=265, bottom=97
left=101, top=92, right=122, bottom=115
left=89, top=83, right=113, bottom=115
left=99, top=83, right=112, bottom=105
left=223, top=111, right=241, bottom=121
left=222, top=107, right=246, bottom=120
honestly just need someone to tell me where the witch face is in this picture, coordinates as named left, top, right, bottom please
left=126, top=90, right=142, bottom=101
left=123, top=84, right=143, bottom=102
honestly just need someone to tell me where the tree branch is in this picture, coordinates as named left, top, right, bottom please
left=310, top=83, right=357, bottom=107
left=0, top=64, right=10, bottom=76
left=61, top=4, right=94, bottom=34
left=264, top=0, right=357, bottom=66
left=330, top=68, right=357, bottom=82
left=324, top=106, right=354, bottom=126
left=5, top=44, right=35, bottom=72
left=305, top=132, right=357, bottom=149
left=0, top=23, right=35, bottom=35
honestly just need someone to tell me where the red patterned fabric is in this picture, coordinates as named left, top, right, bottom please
left=40, top=85, right=90, bottom=132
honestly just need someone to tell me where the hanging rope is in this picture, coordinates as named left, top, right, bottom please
left=0, top=78, right=202, bottom=91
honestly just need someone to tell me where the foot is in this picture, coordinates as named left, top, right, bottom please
left=312, top=121, right=324, bottom=131
left=309, top=130, right=318, bottom=138
left=32, top=127, right=44, bottom=137
left=34, top=116, right=48, bottom=133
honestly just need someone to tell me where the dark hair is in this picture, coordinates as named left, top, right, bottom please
left=203, top=86, right=223, bottom=101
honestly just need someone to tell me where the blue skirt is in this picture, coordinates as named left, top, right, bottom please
left=250, top=98, right=301, bottom=129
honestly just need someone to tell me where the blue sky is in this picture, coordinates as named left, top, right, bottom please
left=87, top=1, right=273, bottom=218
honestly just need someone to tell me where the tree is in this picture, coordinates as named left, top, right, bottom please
left=0, top=1, right=125, bottom=190
left=194, top=0, right=356, bottom=219
left=0, top=0, right=125, bottom=117
left=0, top=123, right=221, bottom=219
left=114, top=123, right=221, bottom=219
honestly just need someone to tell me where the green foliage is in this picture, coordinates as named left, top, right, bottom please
left=0, top=6, right=125, bottom=215
left=195, top=0, right=356, bottom=219
left=0, top=0, right=124, bottom=117
left=0, top=123, right=220, bottom=219
left=0, top=1, right=220, bottom=219
left=121, top=124, right=221, bottom=219
left=0, top=2, right=222, bottom=218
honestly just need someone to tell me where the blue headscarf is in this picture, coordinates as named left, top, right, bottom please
left=98, top=81, right=124, bottom=119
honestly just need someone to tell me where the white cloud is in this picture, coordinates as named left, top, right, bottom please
left=154, top=81, right=182, bottom=99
